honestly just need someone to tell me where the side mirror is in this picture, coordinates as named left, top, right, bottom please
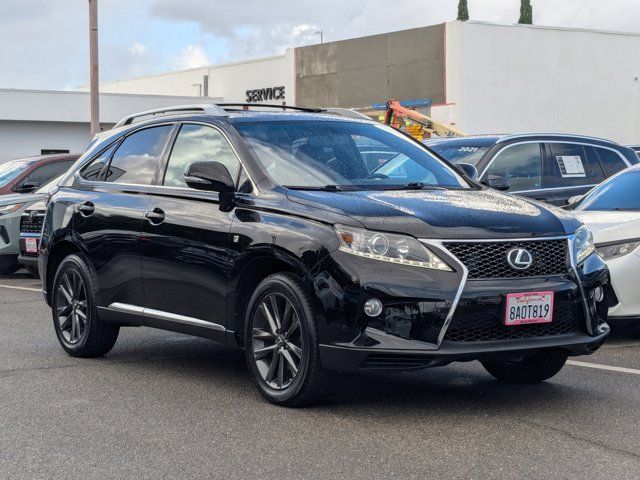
left=484, top=174, right=510, bottom=191
left=184, top=162, right=235, bottom=194
left=15, top=182, right=39, bottom=193
left=454, top=162, right=479, bottom=181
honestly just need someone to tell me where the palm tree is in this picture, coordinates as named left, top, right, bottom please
left=457, top=0, right=469, bottom=21
left=519, top=0, right=533, bottom=24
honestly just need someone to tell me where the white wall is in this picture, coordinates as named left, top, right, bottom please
left=84, top=51, right=296, bottom=104
left=0, top=121, right=110, bottom=163
left=446, top=21, right=640, bottom=144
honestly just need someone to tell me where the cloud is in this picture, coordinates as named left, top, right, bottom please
left=128, top=43, right=148, bottom=56
left=170, top=45, right=209, bottom=70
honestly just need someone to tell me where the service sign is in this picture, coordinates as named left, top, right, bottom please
left=246, top=86, right=286, bottom=103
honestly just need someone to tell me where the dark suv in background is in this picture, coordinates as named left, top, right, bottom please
left=426, top=134, right=638, bottom=205
left=40, top=105, right=610, bottom=406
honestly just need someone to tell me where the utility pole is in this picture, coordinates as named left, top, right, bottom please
left=89, top=0, right=100, bottom=137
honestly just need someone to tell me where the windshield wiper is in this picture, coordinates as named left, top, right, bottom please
left=400, top=182, right=446, bottom=191
left=285, top=184, right=357, bottom=192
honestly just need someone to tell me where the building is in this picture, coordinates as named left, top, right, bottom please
left=0, top=89, right=217, bottom=163
left=83, top=21, right=640, bottom=144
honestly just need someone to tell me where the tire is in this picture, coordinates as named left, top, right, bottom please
left=0, top=263, right=19, bottom=274
left=244, top=272, right=327, bottom=407
left=482, top=350, right=568, bottom=383
left=51, top=253, right=119, bottom=357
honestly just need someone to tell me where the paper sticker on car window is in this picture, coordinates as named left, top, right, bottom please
left=556, top=155, right=586, bottom=178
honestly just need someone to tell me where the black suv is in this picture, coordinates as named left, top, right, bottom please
left=40, top=105, right=610, bottom=406
left=425, top=134, right=638, bottom=206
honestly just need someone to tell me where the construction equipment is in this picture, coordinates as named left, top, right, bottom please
left=382, top=99, right=465, bottom=140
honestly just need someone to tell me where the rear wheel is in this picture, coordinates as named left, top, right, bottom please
left=52, top=254, right=119, bottom=357
left=481, top=350, right=568, bottom=383
left=244, top=273, right=327, bottom=407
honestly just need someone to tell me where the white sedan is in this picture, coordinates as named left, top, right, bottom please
left=567, top=165, right=640, bottom=333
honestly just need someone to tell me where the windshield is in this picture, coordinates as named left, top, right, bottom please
left=575, top=168, right=640, bottom=211
left=234, top=120, right=469, bottom=190
left=428, top=143, right=491, bottom=166
left=0, top=160, right=31, bottom=188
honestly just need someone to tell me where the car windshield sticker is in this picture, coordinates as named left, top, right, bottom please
left=556, top=155, right=586, bottom=178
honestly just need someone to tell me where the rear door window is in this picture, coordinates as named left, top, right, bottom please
left=595, top=147, right=628, bottom=177
left=545, top=143, right=599, bottom=188
left=104, top=126, right=173, bottom=185
left=484, top=143, right=542, bottom=191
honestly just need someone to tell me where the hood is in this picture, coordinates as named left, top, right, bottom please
left=287, top=188, right=580, bottom=240
left=0, top=192, right=43, bottom=207
left=573, top=210, right=640, bottom=243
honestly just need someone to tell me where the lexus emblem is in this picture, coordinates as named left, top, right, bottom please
left=506, top=248, right=533, bottom=270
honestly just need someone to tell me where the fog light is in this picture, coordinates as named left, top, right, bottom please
left=593, top=287, right=604, bottom=303
left=364, top=298, right=383, bottom=317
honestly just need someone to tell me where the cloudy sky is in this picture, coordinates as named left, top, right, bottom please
left=1, top=0, right=639, bottom=91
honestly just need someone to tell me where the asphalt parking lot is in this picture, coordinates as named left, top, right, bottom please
left=0, top=272, right=639, bottom=479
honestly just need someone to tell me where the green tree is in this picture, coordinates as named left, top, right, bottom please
left=457, top=0, right=469, bottom=21
left=519, top=0, right=533, bottom=24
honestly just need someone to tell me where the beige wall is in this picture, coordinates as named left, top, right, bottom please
left=295, top=24, right=445, bottom=108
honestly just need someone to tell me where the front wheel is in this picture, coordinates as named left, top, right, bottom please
left=244, top=273, right=327, bottom=407
left=481, top=350, right=568, bottom=383
left=52, top=254, right=119, bottom=357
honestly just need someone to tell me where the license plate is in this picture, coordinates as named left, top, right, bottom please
left=25, top=237, right=38, bottom=254
left=505, top=291, right=554, bottom=326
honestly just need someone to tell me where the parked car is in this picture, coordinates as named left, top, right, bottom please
left=16, top=200, right=45, bottom=277
left=41, top=104, right=610, bottom=406
left=0, top=175, right=64, bottom=274
left=565, top=165, right=640, bottom=334
left=627, top=145, right=640, bottom=159
left=425, top=134, right=638, bottom=206
left=0, top=153, right=78, bottom=196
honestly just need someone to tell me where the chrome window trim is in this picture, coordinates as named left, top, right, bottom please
left=496, top=133, right=619, bottom=145
left=108, top=302, right=226, bottom=332
left=479, top=140, right=633, bottom=192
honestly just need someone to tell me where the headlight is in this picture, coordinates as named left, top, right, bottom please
left=597, top=240, right=640, bottom=260
left=335, top=225, right=452, bottom=271
left=0, top=203, right=25, bottom=216
left=573, top=225, right=596, bottom=264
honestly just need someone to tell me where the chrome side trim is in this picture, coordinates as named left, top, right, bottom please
left=496, top=133, right=620, bottom=145
left=108, top=302, right=226, bottom=332
left=420, top=240, right=469, bottom=347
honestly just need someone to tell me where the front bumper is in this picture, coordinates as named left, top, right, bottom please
left=314, top=242, right=610, bottom=372
left=605, top=248, right=640, bottom=319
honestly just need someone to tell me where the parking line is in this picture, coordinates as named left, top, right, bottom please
left=0, top=284, right=41, bottom=293
left=567, top=360, right=640, bottom=376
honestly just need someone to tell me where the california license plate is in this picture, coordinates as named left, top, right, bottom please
left=25, top=237, right=38, bottom=254
left=505, top=291, right=554, bottom=326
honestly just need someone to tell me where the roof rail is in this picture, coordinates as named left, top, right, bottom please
left=114, top=104, right=229, bottom=128
left=497, top=132, right=619, bottom=145
left=217, top=103, right=325, bottom=113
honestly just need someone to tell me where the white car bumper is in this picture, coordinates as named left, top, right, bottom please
left=606, top=248, right=640, bottom=320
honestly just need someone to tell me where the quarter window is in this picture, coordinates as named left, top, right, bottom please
left=484, top=143, right=542, bottom=191
left=163, top=124, right=241, bottom=189
left=104, top=126, right=173, bottom=185
left=595, top=147, right=628, bottom=177
left=80, top=143, right=117, bottom=181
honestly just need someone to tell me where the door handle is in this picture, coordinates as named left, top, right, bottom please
left=77, top=201, right=95, bottom=216
left=144, top=208, right=165, bottom=225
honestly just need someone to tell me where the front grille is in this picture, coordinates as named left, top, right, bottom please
left=444, top=239, right=568, bottom=279
left=444, top=303, right=579, bottom=342
left=20, top=213, right=44, bottom=234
